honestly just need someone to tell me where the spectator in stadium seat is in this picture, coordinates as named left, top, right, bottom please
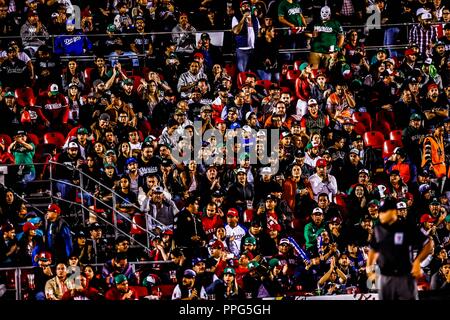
left=172, top=268, right=208, bottom=300
left=130, top=15, right=154, bottom=59
left=34, top=45, right=61, bottom=93
left=44, top=262, right=70, bottom=300
left=0, top=45, right=30, bottom=89
left=35, top=83, right=69, bottom=130
left=61, top=59, right=86, bottom=93
left=54, top=20, right=93, bottom=57
left=172, top=12, right=197, bottom=55
left=20, top=10, right=49, bottom=58
left=177, top=60, right=208, bottom=99
left=102, top=252, right=138, bottom=288
left=105, top=274, right=138, bottom=300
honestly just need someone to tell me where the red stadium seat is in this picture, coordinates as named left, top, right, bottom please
left=27, top=133, right=40, bottom=146
left=130, top=213, right=146, bottom=235
left=293, top=60, right=304, bottom=70
left=382, top=139, right=402, bottom=159
left=363, top=131, right=385, bottom=149
left=15, top=87, right=36, bottom=107
left=389, top=129, right=403, bottom=143
left=353, top=122, right=368, bottom=135
left=376, top=110, right=396, bottom=129
left=237, top=71, right=257, bottom=89
left=255, top=80, right=272, bottom=91
left=373, top=119, right=392, bottom=137
left=65, top=126, right=82, bottom=142
left=84, top=67, right=94, bottom=87
left=352, top=112, right=372, bottom=131
left=0, top=134, right=12, bottom=148
left=43, top=132, right=66, bottom=148
left=286, top=69, right=301, bottom=81
left=130, top=286, right=149, bottom=299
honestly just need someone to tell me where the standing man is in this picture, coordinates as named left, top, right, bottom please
left=278, top=0, right=307, bottom=62
left=174, top=196, right=206, bottom=260
left=231, top=0, right=260, bottom=72
left=366, top=197, right=434, bottom=300
left=45, top=204, right=73, bottom=265
left=306, top=6, right=344, bottom=69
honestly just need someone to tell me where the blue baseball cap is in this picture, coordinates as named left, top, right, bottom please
left=126, top=157, right=138, bottom=165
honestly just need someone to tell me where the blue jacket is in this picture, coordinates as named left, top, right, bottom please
left=54, top=31, right=92, bottom=56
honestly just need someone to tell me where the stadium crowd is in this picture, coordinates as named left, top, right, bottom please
left=0, top=0, right=449, bottom=300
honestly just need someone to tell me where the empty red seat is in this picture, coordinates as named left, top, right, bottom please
left=373, top=119, right=392, bottom=137
left=389, top=129, right=403, bottom=143
left=382, top=139, right=402, bottom=159
left=293, top=60, right=304, bottom=70
left=376, top=110, right=396, bottom=129
left=15, top=87, right=36, bottom=107
left=43, top=132, right=66, bottom=148
left=27, top=132, right=40, bottom=146
left=0, top=134, right=12, bottom=148
left=363, top=131, right=385, bottom=149
left=255, top=79, right=272, bottom=91
left=130, top=286, right=149, bottom=299
left=353, top=122, right=367, bottom=135
left=84, top=67, right=94, bottom=87
left=352, top=112, right=372, bottom=131
left=286, top=69, right=301, bottom=81
left=131, top=213, right=146, bottom=235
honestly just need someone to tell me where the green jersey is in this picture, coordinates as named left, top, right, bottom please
left=12, top=142, right=35, bottom=174
left=311, top=19, right=344, bottom=54
left=278, top=0, right=304, bottom=27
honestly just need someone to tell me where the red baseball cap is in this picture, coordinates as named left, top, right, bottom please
left=47, top=203, right=61, bottom=215
left=193, top=52, right=204, bottom=59
left=405, top=48, right=416, bottom=56
left=23, top=222, right=38, bottom=233
left=227, top=208, right=239, bottom=217
left=210, top=240, right=225, bottom=250
left=427, top=83, right=438, bottom=91
left=316, top=158, right=327, bottom=168
left=420, top=214, right=436, bottom=224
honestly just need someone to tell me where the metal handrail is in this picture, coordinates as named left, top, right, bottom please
left=0, top=161, right=165, bottom=253
left=48, top=160, right=166, bottom=232
left=47, top=161, right=164, bottom=250
left=1, top=21, right=433, bottom=40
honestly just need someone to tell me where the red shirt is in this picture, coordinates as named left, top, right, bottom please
left=35, top=93, right=69, bottom=123
left=201, top=215, right=224, bottom=240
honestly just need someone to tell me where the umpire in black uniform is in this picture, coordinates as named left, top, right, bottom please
left=366, top=197, right=434, bottom=300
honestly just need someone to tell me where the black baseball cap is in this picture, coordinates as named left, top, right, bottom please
left=379, top=197, right=398, bottom=212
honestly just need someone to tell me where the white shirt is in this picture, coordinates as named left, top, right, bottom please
left=225, top=224, right=247, bottom=257
left=171, top=285, right=207, bottom=300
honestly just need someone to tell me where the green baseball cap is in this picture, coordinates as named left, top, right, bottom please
left=4, top=91, right=15, bottom=98
left=107, top=24, right=117, bottom=32
left=114, top=274, right=128, bottom=284
left=248, top=261, right=260, bottom=270
left=445, top=215, right=450, bottom=223
left=268, top=258, right=281, bottom=269
left=244, top=237, right=256, bottom=245
left=223, top=267, right=236, bottom=275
